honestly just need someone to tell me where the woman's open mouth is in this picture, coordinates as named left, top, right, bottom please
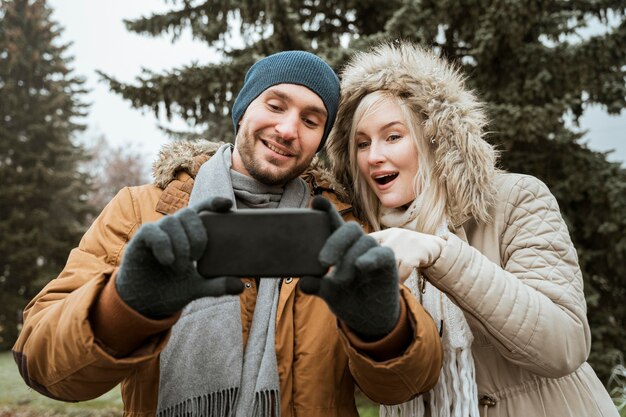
left=373, top=173, right=398, bottom=185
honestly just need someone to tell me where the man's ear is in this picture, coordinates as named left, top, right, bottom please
left=233, top=123, right=242, bottom=145
left=232, top=115, right=243, bottom=141
left=237, top=110, right=246, bottom=129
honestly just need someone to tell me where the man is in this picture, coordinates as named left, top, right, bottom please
left=13, top=51, right=442, bottom=417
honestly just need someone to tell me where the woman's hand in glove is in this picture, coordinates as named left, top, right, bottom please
left=369, top=228, right=446, bottom=282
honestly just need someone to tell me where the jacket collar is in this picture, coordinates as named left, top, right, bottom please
left=153, top=140, right=353, bottom=216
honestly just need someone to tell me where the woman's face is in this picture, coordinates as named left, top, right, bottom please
left=355, top=98, right=420, bottom=208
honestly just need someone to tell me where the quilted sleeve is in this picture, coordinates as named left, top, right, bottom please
left=424, top=174, right=590, bottom=377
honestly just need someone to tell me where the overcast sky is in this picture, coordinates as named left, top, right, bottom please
left=47, top=0, right=625, bottom=167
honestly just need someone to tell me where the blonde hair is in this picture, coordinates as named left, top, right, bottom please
left=348, top=91, right=448, bottom=233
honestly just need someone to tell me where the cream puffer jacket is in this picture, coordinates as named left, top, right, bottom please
left=425, top=172, right=618, bottom=416
left=325, top=42, right=618, bottom=416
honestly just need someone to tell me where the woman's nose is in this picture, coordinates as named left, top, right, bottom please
left=367, top=141, right=386, bottom=165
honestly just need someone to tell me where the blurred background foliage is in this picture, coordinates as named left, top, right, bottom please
left=0, top=0, right=625, bottom=393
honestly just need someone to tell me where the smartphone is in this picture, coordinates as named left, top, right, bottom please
left=197, top=208, right=332, bottom=278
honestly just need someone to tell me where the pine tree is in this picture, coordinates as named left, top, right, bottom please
left=101, top=0, right=625, bottom=380
left=0, top=0, right=94, bottom=350
left=97, top=0, right=402, bottom=141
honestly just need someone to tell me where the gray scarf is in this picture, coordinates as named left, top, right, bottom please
left=157, top=144, right=309, bottom=417
left=231, top=169, right=283, bottom=209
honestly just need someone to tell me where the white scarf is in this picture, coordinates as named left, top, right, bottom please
left=378, top=199, right=479, bottom=417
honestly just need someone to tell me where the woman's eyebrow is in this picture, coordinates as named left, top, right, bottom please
left=381, top=121, right=404, bottom=129
left=356, top=120, right=404, bottom=136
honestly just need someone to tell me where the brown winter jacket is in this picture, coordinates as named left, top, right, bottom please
left=12, top=141, right=443, bottom=417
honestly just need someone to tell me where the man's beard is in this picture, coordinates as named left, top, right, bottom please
left=236, top=129, right=313, bottom=186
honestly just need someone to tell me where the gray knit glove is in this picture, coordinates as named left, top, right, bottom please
left=299, top=196, right=401, bottom=340
left=116, top=197, right=244, bottom=319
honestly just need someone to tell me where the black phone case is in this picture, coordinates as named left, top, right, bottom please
left=197, top=208, right=331, bottom=278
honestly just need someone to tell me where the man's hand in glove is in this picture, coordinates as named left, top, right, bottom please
left=115, top=197, right=244, bottom=319
left=369, top=228, right=445, bottom=282
left=299, top=196, right=401, bottom=341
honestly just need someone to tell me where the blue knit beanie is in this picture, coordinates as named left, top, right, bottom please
left=232, top=51, right=340, bottom=151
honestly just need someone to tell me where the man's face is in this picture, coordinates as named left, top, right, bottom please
left=232, top=83, right=327, bottom=186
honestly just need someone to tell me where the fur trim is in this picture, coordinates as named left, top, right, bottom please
left=152, top=140, right=224, bottom=188
left=301, top=157, right=350, bottom=203
left=152, top=140, right=347, bottom=202
left=326, top=42, right=498, bottom=225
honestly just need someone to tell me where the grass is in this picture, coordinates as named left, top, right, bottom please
left=1, top=351, right=379, bottom=416
left=0, top=351, right=122, bottom=417
left=355, top=389, right=379, bottom=417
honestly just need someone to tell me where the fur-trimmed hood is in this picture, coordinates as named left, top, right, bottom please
left=152, top=140, right=223, bottom=188
left=152, top=139, right=349, bottom=202
left=325, top=42, right=498, bottom=226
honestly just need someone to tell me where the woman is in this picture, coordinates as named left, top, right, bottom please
left=325, top=41, right=618, bottom=417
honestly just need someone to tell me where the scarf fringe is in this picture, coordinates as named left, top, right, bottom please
left=251, top=389, right=281, bottom=417
left=157, top=388, right=239, bottom=417
left=156, top=388, right=280, bottom=417
left=380, top=397, right=425, bottom=417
